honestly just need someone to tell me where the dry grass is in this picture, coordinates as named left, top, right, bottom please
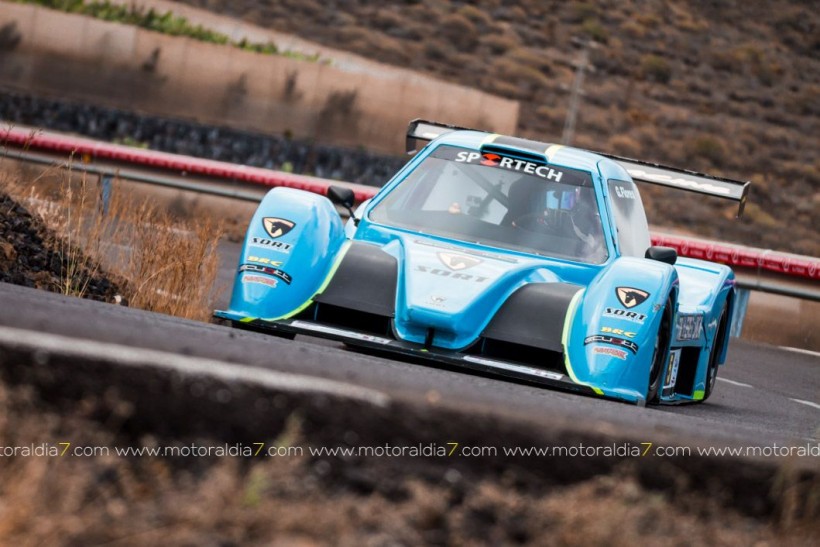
left=0, top=151, right=223, bottom=321
left=121, top=199, right=222, bottom=320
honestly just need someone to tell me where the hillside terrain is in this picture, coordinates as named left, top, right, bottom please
left=177, top=0, right=819, bottom=255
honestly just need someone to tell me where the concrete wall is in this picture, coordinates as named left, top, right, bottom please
left=0, top=2, right=519, bottom=154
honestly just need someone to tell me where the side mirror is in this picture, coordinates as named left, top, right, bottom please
left=327, top=186, right=357, bottom=224
left=645, top=246, right=677, bottom=265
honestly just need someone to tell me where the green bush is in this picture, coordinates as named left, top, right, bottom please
left=13, top=0, right=320, bottom=62
left=457, top=5, right=493, bottom=30
left=481, top=34, right=518, bottom=55
left=565, top=2, right=599, bottom=24
left=640, top=54, right=672, bottom=84
left=582, top=18, right=609, bottom=44
left=687, top=135, right=727, bottom=166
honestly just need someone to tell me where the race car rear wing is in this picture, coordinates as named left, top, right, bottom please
left=405, top=119, right=751, bottom=217
left=598, top=153, right=751, bottom=217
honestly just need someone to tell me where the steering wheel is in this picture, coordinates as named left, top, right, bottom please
left=512, top=211, right=558, bottom=233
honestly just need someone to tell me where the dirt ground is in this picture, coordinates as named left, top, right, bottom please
left=0, top=364, right=817, bottom=546
left=0, top=188, right=123, bottom=302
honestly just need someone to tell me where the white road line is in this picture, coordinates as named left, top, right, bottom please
left=0, top=326, right=390, bottom=408
left=790, top=398, right=820, bottom=411
left=779, top=346, right=820, bottom=358
left=717, top=378, right=753, bottom=388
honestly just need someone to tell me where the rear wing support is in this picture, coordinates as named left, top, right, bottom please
left=406, top=119, right=477, bottom=155
left=600, top=153, right=751, bottom=218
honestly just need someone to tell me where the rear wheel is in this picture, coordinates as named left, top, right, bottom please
left=703, top=304, right=729, bottom=401
left=646, top=297, right=673, bottom=404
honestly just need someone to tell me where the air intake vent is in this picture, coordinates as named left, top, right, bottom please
left=314, top=303, right=393, bottom=337
left=481, top=145, right=546, bottom=165
left=471, top=338, right=565, bottom=373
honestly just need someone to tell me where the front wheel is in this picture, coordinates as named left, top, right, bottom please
left=646, top=296, right=673, bottom=404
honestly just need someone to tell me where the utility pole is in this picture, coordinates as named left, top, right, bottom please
left=561, top=41, right=594, bottom=146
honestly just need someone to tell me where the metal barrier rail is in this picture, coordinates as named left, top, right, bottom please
left=651, top=234, right=818, bottom=282
left=1, top=126, right=376, bottom=202
left=3, top=125, right=819, bottom=313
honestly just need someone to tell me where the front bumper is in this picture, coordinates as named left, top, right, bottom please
left=215, top=311, right=611, bottom=400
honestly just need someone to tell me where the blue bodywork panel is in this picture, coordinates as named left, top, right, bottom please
left=216, top=129, right=736, bottom=406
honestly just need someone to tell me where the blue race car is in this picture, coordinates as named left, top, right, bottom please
left=215, top=120, right=750, bottom=406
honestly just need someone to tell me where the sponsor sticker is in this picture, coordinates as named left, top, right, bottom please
left=625, top=168, right=732, bottom=196
left=243, top=274, right=277, bottom=288
left=239, top=264, right=292, bottom=284
left=662, top=349, right=682, bottom=396
left=675, top=315, right=703, bottom=341
left=601, top=326, right=636, bottom=338
left=250, top=237, right=293, bottom=254
left=248, top=255, right=283, bottom=267
left=603, top=307, right=646, bottom=324
left=584, top=335, right=639, bottom=354
left=454, top=151, right=566, bottom=182
left=593, top=346, right=627, bottom=360
left=613, top=184, right=636, bottom=199
left=616, top=287, right=650, bottom=309
left=262, top=217, right=296, bottom=238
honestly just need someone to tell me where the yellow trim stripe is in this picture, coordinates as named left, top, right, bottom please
left=561, top=290, right=604, bottom=396
left=261, top=240, right=352, bottom=322
left=692, top=390, right=705, bottom=401
left=480, top=133, right=499, bottom=147
left=544, top=144, right=565, bottom=162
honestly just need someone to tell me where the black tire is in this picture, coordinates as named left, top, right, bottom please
left=703, top=304, right=729, bottom=402
left=646, top=296, right=673, bottom=404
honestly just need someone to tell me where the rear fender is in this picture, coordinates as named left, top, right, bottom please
left=566, top=257, right=678, bottom=402
left=226, top=187, right=347, bottom=320
left=715, top=287, right=734, bottom=364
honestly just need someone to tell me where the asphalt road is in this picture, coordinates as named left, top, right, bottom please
left=0, top=282, right=817, bottom=450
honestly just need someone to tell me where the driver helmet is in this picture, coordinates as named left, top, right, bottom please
left=502, top=176, right=549, bottom=227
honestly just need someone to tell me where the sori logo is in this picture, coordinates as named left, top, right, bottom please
left=616, top=287, right=649, bottom=309
left=262, top=217, right=296, bottom=239
left=603, top=307, right=646, bottom=323
left=250, top=237, right=293, bottom=253
left=437, top=252, right=482, bottom=271
left=415, top=266, right=488, bottom=284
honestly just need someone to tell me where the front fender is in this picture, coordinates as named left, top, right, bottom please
left=224, top=187, right=347, bottom=321
left=565, top=257, right=678, bottom=404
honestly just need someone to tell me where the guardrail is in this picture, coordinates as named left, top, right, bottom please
left=2, top=126, right=818, bottom=335
left=0, top=126, right=377, bottom=202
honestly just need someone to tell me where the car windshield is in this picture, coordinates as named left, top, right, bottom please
left=369, top=145, right=608, bottom=263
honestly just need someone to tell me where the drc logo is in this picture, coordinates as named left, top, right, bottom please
left=262, top=218, right=296, bottom=239
left=616, top=287, right=650, bottom=309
